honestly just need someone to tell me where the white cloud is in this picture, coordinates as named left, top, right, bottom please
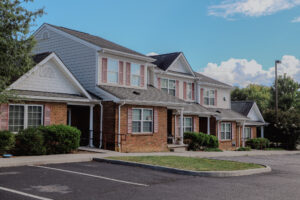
left=291, top=16, right=300, bottom=22
left=208, top=0, right=300, bottom=18
left=200, top=55, right=300, bottom=87
left=146, top=52, right=159, bottom=56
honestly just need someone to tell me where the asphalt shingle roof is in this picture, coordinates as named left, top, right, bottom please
left=195, top=72, right=232, bottom=88
left=231, top=101, right=255, bottom=116
left=149, top=52, right=181, bottom=71
left=32, top=52, right=52, bottom=64
left=47, top=24, right=148, bottom=59
left=182, top=103, right=212, bottom=115
left=11, top=90, right=89, bottom=100
left=98, top=85, right=186, bottom=105
left=207, top=107, right=249, bottom=120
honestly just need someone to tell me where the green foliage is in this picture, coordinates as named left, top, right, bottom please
left=0, top=0, right=44, bottom=103
left=246, top=138, right=270, bottom=150
left=236, top=147, right=251, bottom=151
left=39, top=125, right=81, bottom=154
left=14, top=128, right=46, bottom=156
left=265, top=109, right=300, bottom=150
left=271, top=74, right=300, bottom=111
left=0, top=130, right=15, bottom=154
left=231, top=84, right=271, bottom=112
left=184, top=132, right=219, bottom=151
left=203, top=147, right=223, bottom=152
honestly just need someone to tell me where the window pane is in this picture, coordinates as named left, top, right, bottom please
left=226, top=131, right=231, bottom=140
left=226, top=124, right=231, bottom=132
left=187, top=83, right=192, bottom=99
left=108, top=59, right=119, bottom=72
left=27, top=106, right=42, bottom=128
left=161, top=88, right=168, bottom=93
left=221, top=123, right=225, bottom=132
left=169, top=80, right=175, bottom=89
left=132, top=121, right=141, bottom=132
left=210, top=90, right=215, bottom=97
left=143, top=122, right=152, bottom=132
left=161, top=79, right=168, bottom=88
left=108, top=72, right=118, bottom=83
left=169, top=89, right=175, bottom=96
left=184, top=118, right=192, bottom=127
left=210, top=98, right=215, bottom=106
left=221, top=132, right=225, bottom=140
left=131, top=75, right=140, bottom=86
left=131, top=63, right=140, bottom=75
left=204, top=97, right=209, bottom=105
left=132, top=109, right=141, bottom=120
left=184, top=127, right=192, bottom=132
left=143, top=109, right=152, bottom=121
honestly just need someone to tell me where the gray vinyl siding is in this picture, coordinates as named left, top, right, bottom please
left=33, top=27, right=97, bottom=90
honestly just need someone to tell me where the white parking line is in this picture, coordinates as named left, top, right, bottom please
left=0, top=186, right=53, bottom=200
left=31, top=165, right=149, bottom=187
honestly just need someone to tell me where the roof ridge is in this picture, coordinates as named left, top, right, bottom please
left=194, top=71, right=232, bottom=87
left=150, top=52, right=181, bottom=57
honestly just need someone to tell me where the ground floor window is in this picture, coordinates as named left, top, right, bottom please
left=132, top=108, right=153, bottom=133
left=183, top=117, right=193, bottom=132
left=244, top=127, right=251, bottom=139
left=221, top=122, right=231, bottom=140
left=9, top=104, right=43, bottom=132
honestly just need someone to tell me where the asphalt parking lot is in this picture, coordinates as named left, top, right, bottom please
left=0, top=154, right=300, bottom=200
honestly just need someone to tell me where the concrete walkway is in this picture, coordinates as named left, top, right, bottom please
left=0, top=149, right=299, bottom=168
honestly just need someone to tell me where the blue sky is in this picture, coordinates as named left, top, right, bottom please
left=26, top=0, right=300, bottom=87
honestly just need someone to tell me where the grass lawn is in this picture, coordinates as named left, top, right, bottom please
left=106, top=156, right=264, bottom=171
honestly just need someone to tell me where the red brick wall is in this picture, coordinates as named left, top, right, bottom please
left=119, top=105, right=168, bottom=153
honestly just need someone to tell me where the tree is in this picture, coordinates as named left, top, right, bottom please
left=0, top=0, right=44, bottom=103
left=271, top=74, right=300, bottom=111
left=231, top=84, right=271, bottom=112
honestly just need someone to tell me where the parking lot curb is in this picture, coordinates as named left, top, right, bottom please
left=93, top=158, right=271, bottom=177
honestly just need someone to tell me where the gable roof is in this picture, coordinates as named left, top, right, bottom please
left=44, top=23, right=151, bottom=60
left=207, top=108, right=249, bottom=121
left=195, top=72, right=232, bottom=88
left=8, top=52, right=93, bottom=100
left=150, top=52, right=181, bottom=71
left=231, top=101, right=255, bottom=116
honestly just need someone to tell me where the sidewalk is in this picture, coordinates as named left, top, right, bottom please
left=0, top=149, right=299, bottom=168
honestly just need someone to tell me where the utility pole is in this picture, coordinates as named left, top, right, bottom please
left=275, top=60, right=281, bottom=122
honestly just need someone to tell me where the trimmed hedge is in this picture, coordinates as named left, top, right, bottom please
left=39, top=125, right=81, bottom=154
left=246, top=138, right=270, bottom=150
left=184, top=132, right=219, bottom=151
left=14, top=128, right=46, bottom=156
left=0, top=130, right=15, bottom=154
left=236, top=147, right=251, bottom=151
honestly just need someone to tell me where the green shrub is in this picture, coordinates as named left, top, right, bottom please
left=39, top=125, right=81, bottom=154
left=204, top=147, right=222, bottom=152
left=184, top=132, right=219, bottom=151
left=236, top=147, right=251, bottom=151
left=0, top=130, right=15, bottom=154
left=246, top=138, right=270, bottom=150
left=14, top=128, right=46, bottom=156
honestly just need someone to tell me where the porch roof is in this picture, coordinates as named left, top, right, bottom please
left=97, top=85, right=186, bottom=106
left=207, top=107, right=249, bottom=121
left=182, top=103, right=213, bottom=116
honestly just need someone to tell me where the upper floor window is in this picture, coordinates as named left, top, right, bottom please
left=221, top=122, right=231, bottom=140
left=131, top=63, right=140, bottom=86
left=107, top=58, right=119, bottom=84
left=245, top=127, right=251, bottom=139
left=204, top=89, right=215, bottom=106
left=132, top=108, right=153, bottom=133
left=161, top=79, right=176, bottom=96
left=9, top=104, right=43, bottom=132
left=187, top=83, right=193, bottom=100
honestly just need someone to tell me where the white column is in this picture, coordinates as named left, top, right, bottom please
left=207, top=116, right=210, bottom=135
left=261, top=126, right=264, bottom=138
left=89, top=105, right=95, bottom=148
left=180, top=109, right=184, bottom=145
left=242, top=122, right=245, bottom=147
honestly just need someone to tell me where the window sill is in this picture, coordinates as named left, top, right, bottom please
left=131, top=132, right=154, bottom=136
left=220, top=139, right=232, bottom=142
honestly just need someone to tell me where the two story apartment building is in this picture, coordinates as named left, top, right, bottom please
left=0, top=23, right=266, bottom=152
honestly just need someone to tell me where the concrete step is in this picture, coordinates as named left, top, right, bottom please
left=168, top=144, right=188, bottom=152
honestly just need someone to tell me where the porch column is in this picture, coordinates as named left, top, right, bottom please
left=261, top=126, right=264, bottom=138
left=89, top=105, right=95, bottom=148
left=207, top=116, right=210, bottom=135
left=180, top=109, right=184, bottom=145
left=242, top=122, right=245, bottom=147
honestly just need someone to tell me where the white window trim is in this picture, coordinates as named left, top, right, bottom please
left=9, top=104, right=44, bottom=132
left=221, top=122, right=232, bottom=141
left=132, top=108, right=153, bottom=134
left=131, top=63, right=141, bottom=87
left=107, top=58, right=119, bottom=84
left=161, top=78, right=176, bottom=96
left=183, top=117, right=193, bottom=133
left=204, top=88, right=215, bottom=106
left=245, top=127, right=251, bottom=139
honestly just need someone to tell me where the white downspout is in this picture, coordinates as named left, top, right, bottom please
left=207, top=116, right=210, bottom=135
left=89, top=105, right=95, bottom=148
left=99, top=101, right=103, bottom=149
left=180, top=108, right=184, bottom=145
left=242, top=121, right=245, bottom=147
left=118, top=102, right=125, bottom=151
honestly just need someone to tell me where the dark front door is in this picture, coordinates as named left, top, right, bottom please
left=167, top=110, right=173, bottom=144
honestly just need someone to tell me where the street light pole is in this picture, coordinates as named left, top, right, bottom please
left=275, top=60, right=281, bottom=122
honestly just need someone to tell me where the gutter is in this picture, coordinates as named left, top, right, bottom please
left=118, top=102, right=125, bottom=151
